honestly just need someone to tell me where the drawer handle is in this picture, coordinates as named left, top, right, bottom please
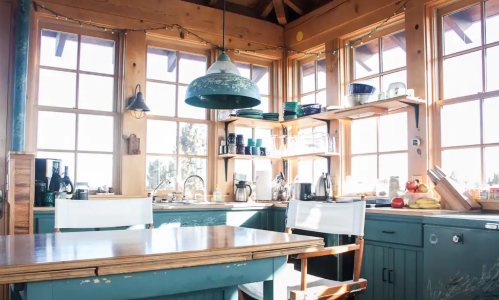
left=382, top=268, right=387, bottom=282
left=382, top=231, right=395, bottom=234
left=389, top=270, right=394, bottom=283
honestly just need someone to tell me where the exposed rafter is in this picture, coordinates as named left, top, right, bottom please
left=283, top=0, right=308, bottom=15
left=256, top=0, right=274, bottom=18
left=273, top=0, right=287, bottom=25
left=55, top=32, right=68, bottom=57
left=445, top=10, right=473, bottom=44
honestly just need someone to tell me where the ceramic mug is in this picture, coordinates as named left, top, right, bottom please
left=260, top=147, right=266, bottom=156
left=245, top=146, right=252, bottom=155
left=252, top=147, right=260, bottom=156
left=228, top=144, right=236, bottom=154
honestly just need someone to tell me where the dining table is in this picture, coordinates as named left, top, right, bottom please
left=0, top=225, right=324, bottom=300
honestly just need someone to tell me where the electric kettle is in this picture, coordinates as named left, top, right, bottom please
left=315, top=172, right=331, bottom=200
left=235, top=181, right=252, bottom=202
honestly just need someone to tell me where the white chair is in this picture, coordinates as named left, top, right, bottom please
left=54, top=198, right=154, bottom=232
left=239, top=200, right=367, bottom=300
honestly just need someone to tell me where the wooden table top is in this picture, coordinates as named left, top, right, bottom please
left=0, top=226, right=323, bottom=278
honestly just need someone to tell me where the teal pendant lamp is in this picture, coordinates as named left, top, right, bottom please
left=185, top=0, right=261, bottom=109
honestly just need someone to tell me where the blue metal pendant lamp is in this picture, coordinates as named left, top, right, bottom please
left=185, top=0, right=261, bottom=109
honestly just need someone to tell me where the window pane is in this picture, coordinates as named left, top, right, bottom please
left=252, top=96, right=269, bottom=113
left=379, top=153, right=408, bottom=184
left=80, top=36, right=115, bottom=75
left=38, top=111, right=75, bottom=150
left=444, top=51, right=482, bottom=99
left=235, top=62, right=251, bottom=79
left=486, top=0, right=499, bottom=44
left=78, top=74, right=114, bottom=111
left=351, top=155, right=377, bottom=181
left=37, top=151, right=75, bottom=183
left=441, top=100, right=480, bottom=147
left=354, top=78, right=379, bottom=103
left=253, top=65, right=269, bottom=95
left=484, top=98, right=499, bottom=144
left=178, top=86, right=206, bottom=119
left=298, top=127, right=313, bottom=135
left=235, top=159, right=253, bottom=181
left=317, top=59, right=326, bottom=90
left=146, top=82, right=176, bottom=116
left=146, top=156, right=177, bottom=190
left=179, top=53, right=206, bottom=84
left=382, top=70, right=407, bottom=93
left=486, top=46, right=499, bottom=92
left=38, top=69, right=76, bottom=108
left=351, top=117, right=377, bottom=154
left=301, top=61, right=315, bottom=94
left=147, top=47, right=177, bottom=82
left=40, top=30, right=78, bottom=70
left=316, top=91, right=326, bottom=107
left=255, top=160, right=272, bottom=174
left=442, top=148, right=481, bottom=188
left=179, top=158, right=207, bottom=190
left=179, top=123, right=208, bottom=156
left=379, top=112, right=407, bottom=152
left=235, top=127, right=253, bottom=143
left=255, top=128, right=273, bottom=149
left=382, top=31, right=406, bottom=72
left=354, top=40, right=379, bottom=79
left=485, top=147, right=499, bottom=186
left=298, top=160, right=313, bottom=183
left=314, top=125, right=327, bottom=133
left=78, top=115, right=114, bottom=152
left=146, top=120, right=177, bottom=154
left=77, top=153, right=113, bottom=189
left=313, top=159, right=328, bottom=189
left=301, top=93, right=315, bottom=105
left=443, top=5, right=482, bottom=55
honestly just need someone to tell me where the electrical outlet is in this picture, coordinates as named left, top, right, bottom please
left=412, top=175, right=423, bottom=183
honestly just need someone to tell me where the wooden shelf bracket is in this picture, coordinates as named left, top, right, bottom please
left=400, top=101, right=420, bottom=129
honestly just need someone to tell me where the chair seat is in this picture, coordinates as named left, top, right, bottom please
left=239, top=263, right=341, bottom=300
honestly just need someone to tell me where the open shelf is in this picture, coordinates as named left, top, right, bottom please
left=218, top=154, right=278, bottom=160
left=280, top=116, right=326, bottom=128
left=281, top=152, right=340, bottom=160
left=219, top=116, right=282, bottom=128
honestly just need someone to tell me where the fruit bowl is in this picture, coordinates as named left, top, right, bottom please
left=402, top=192, right=434, bottom=205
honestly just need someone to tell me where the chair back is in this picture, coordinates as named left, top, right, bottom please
left=55, top=198, right=153, bottom=230
left=286, top=200, right=366, bottom=236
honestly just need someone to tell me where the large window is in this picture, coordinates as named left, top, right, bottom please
left=350, top=113, right=408, bottom=185
left=437, top=0, right=499, bottom=187
left=35, top=25, right=118, bottom=190
left=234, top=127, right=273, bottom=181
left=145, top=43, right=210, bottom=192
left=299, top=57, right=326, bottom=106
left=296, top=125, right=328, bottom=190
left=350, top=27, right=407, bottom=103
left=234, top=59, right=272, bottom=113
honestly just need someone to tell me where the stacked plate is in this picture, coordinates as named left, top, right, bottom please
left=302, top=104, right=322, bottom=116
left=283, top=102, right=303, bottom=121
left=236, top=109, right=263, bottom=119
left=262, top=113, right=279, bottom=121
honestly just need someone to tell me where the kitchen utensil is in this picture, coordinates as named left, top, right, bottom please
left=348, top=83, right=376, bottom=95
left=255, top=170, right=272, bottom=201
left=235, top=181, right=252, bottom=202
left=294, top=183, right=312, bottom=200
left=315, top=173, right=331, bottom=200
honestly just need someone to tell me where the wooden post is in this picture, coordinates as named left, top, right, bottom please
left=6, top=152, right=36, bottom=235
left=300, top=258, right=308, bottom=291
left=353, top=236, right=364, bottom=282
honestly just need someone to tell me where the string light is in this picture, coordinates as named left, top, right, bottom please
left=32, top=0, right=411, bottom=56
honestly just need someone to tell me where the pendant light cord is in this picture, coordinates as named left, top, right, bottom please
left=222, top=0, right=226, bottom=53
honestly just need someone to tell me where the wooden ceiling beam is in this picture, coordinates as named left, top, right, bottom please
left=55, top=32, right=67, bottom=57
left=445, top=11, right=473, bottom=44
left=273, top=0, right=287, bottom=25
left=283, top=0, right=308, bottom=15
left=256, top=0, right=274, bottom=18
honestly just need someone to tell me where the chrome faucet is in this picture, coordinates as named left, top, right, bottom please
left=152, top=179, right=171, bottom=201
left=182, top=175, right=205, bottom=201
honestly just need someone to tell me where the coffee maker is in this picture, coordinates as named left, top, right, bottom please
left=35, top=159, right=74, bottom=205
left=35, top=158, right=62, bottom=190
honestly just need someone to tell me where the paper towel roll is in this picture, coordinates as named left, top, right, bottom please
left=256, top=170, right=273, bottom=201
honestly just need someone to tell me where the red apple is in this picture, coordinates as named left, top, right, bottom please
left=391, top=197, right=404, bottom=208
left=406, top=180, right=419, bottom=191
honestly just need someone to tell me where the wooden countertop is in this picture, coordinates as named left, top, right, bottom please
left=0, top=226, right=323, bottom=284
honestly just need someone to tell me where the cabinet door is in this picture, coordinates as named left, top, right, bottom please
left=391, top=249, right=423, bottom=300
left=359, top=244, right=388, bottom=300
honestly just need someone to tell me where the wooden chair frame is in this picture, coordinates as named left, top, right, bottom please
left=286, top=227, right=366, bottom=300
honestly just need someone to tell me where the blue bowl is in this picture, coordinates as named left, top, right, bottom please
left=349, top=83, right=376, bottom=95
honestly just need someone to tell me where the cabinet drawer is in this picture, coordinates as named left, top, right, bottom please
left=365, top=220, right=422, bottom=247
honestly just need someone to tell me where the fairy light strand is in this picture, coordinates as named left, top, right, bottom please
left=32, top=0, right=410, bottom=56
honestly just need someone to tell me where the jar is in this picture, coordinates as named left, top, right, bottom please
left=236, top=134, right=244, bottom=146
left=236, top=145, right=245, bottom=155
left=228, top=133, right=236, bottom=145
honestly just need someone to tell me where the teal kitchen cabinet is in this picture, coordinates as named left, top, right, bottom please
left=153, top=210, right=227, bottom=228
left=359, top=214, right=424, bottom=300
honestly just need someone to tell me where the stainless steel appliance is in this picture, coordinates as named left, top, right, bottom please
left=294, top=183, right=312, bottom=200
left=35, top=158, right=62, bottom=191
left=74, top=182, right=90, bottom=200
left=235, top=181, right=252, bottom=202
left=315, top=172, right=331, bottom=200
